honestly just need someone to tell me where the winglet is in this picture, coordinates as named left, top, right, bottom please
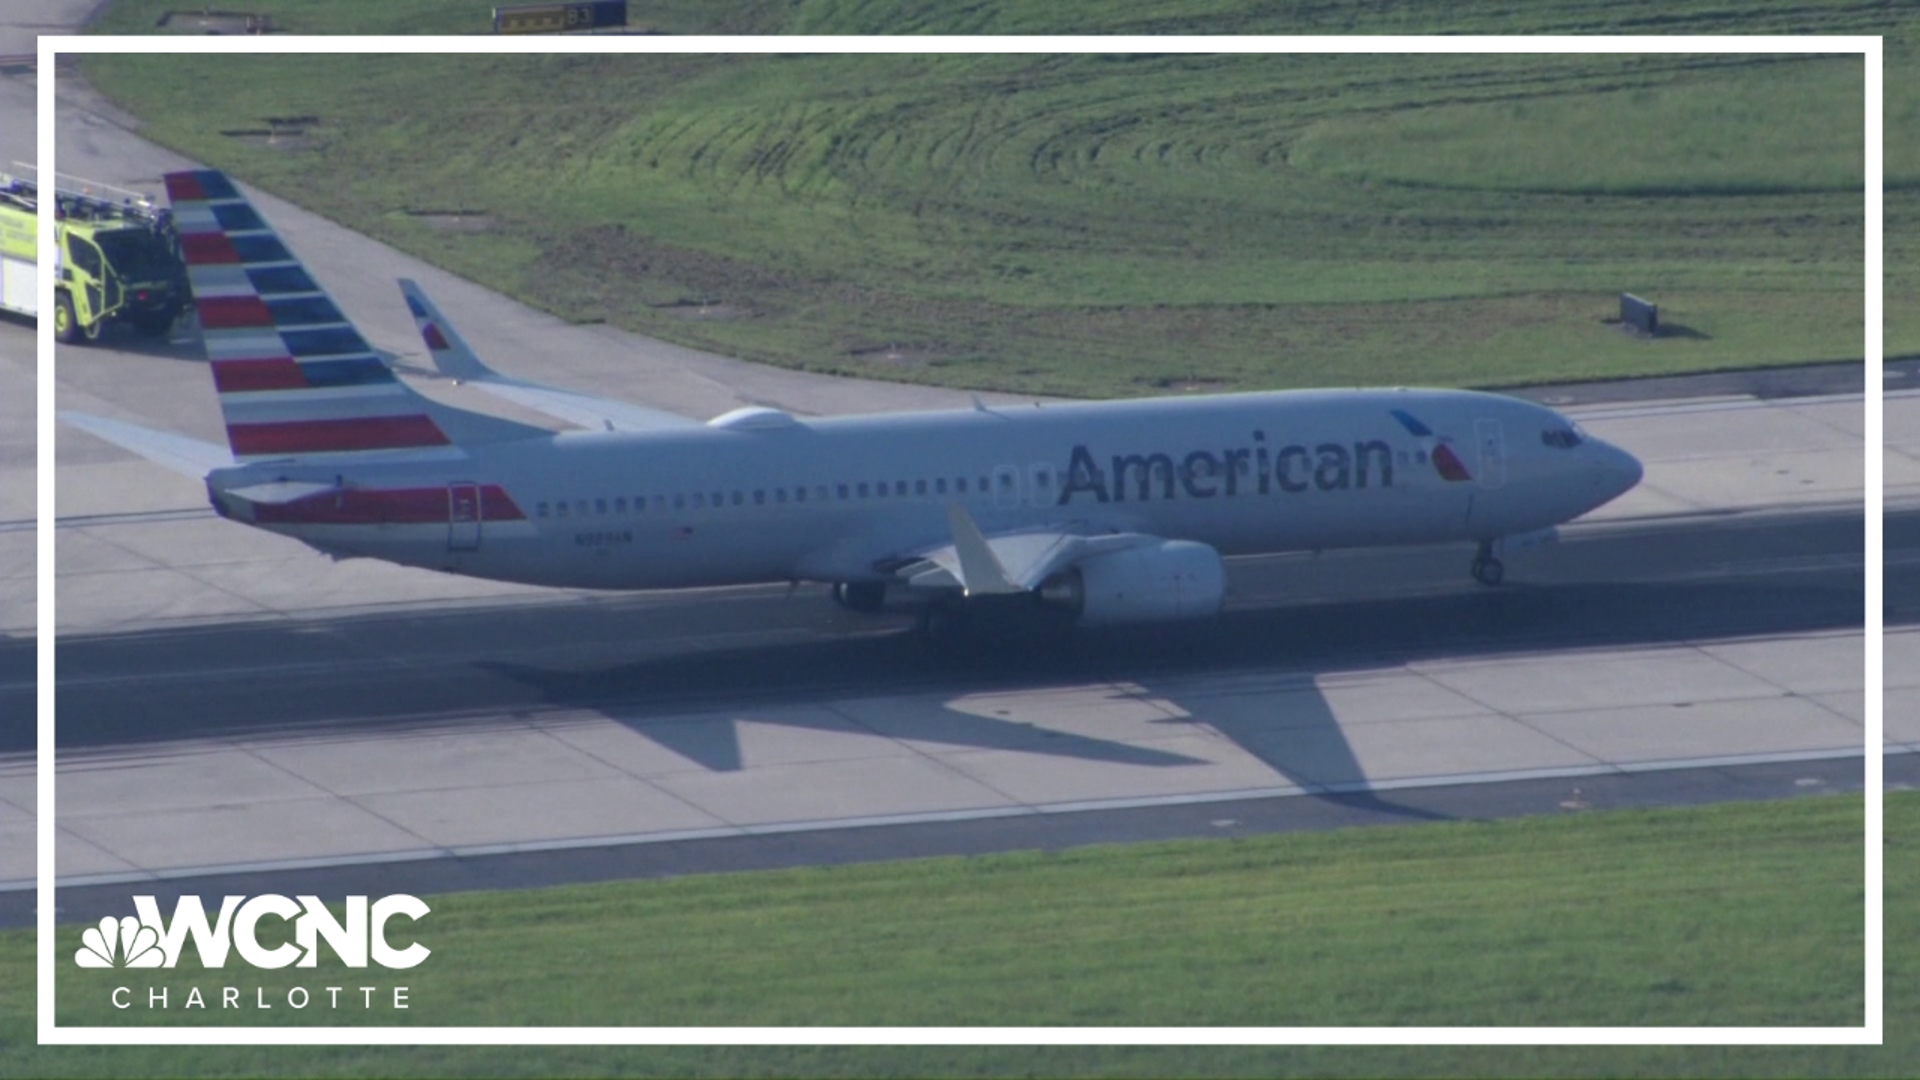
left=399, top=278, right=491, bottom=381
left=944, top=505, right=1024, bottom=595
left=396, top=278, right=699, bottom=434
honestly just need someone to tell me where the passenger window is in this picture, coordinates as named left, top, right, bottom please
left=795, top=487, right=806, bottom=503
left=712, top=492, right=723, bottom=507
left=858, top=483, right=870, bottom=498
left=874, top=483, right=886, bottom=499
left=754, top=490, right=766, bottom=505
left=693, top=493, right=706, bottom=509
left=595, top=498, right=608, bottom=515
left=614, top=497, right=627, bottom=514
left=776, top=488, right=787, bottom=503
left=1035, top=470, right=1050, bottom=489
left=815, top=485, right=828, bottom=502
left=673, top=494, right=685, bottom=510
left=838, top=484, right=850, bottom=500
left=577, top=500, right=590, bottom=517
left=956, top=478, right=968, bottom=493
left=557, top=501, right=570, bottom=518
left=936, top=478, right=948, bottom=495
left=978, top=477, right=989, bottom=493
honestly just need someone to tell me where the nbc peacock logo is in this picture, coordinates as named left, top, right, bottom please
left=76, top=915, right=166, bottom=969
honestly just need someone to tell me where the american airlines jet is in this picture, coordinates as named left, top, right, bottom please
left=64, top=170, right=1643, bottom=639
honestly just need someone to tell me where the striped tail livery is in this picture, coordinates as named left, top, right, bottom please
left=165, top=169, right=534, bottom=460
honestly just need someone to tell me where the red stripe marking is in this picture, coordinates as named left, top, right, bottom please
left=211, top=358, right=306, bottom=392
left=422, top=323, right=450, bottom=351
left=1431, top=444, right=1473, bottom=483
left=253, top=485, right=526, bottom=525
left=179, top=232, right=240, bottom=265
left=227, top=415, right=451, bottom=455
left=164, top=172, right=206, bottom=203
left=482, top=486, right=527, bottom=521
left=197, top=295, right=275, bottom=329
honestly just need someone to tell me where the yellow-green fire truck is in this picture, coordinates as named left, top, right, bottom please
left=0, top=165, right=186, bottom=343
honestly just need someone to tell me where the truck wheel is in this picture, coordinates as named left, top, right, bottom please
left=53, top=292, right=81, bottom=345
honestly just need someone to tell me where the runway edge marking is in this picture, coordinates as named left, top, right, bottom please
left=17, top=744, right=1900, bottom=894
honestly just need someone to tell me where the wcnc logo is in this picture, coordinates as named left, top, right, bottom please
left=74, top=894, right=428, bottom=1013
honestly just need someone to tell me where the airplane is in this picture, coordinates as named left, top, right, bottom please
left=62, top=169, right=1643, bottom=641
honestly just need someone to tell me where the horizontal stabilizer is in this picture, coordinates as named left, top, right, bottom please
left=399, top=279, right=698, bottom=433
left=59, top=412, right=233, bottom=479
left=224, top=480, right=337, bottom=505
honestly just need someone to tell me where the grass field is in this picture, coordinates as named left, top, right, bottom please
left=0, top=793, right=1904, bottom=1076
left=74, top=0, right=1909, bottom=397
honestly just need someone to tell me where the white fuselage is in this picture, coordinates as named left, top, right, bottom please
left=206, top=387, right=1642, bottom=591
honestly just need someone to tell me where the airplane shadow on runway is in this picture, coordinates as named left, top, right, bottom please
left=40, top=522, right=1876, bottom=827
left=471, top=627, right=1468, bottom=822
left=459, top=568, right=1868, bottom=822
left=478, top=655, right=1213, bottom=772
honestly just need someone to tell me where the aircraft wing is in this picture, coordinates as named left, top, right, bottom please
left=398, top=279, right=699, bottom=433
left=899, top=509, right=1160, bottom=595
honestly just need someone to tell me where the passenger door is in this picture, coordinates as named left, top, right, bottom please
left=1474, top=419, right=1506, bottom=490
left=448, top=482, right=482, bottom=551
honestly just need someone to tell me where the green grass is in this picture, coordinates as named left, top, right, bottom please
left=72, top=0, right=1907, bottom=397
left=1, top=793, right=1906, bottom=1076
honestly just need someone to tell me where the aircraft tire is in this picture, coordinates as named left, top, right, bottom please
left=833, top=581, right=887, bottom=613
left=1471, top=556, right=1505, bottom=587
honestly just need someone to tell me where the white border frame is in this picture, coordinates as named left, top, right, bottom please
left=36, top=33, right=1883, bottom=1046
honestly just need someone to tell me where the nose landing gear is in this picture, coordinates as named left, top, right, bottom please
left=1470, top=540, right=1505, bottom=587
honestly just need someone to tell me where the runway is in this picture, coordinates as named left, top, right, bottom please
left=0, top=11, right=1892, bottom=924
left=4, top=474, right=1895, bottom=904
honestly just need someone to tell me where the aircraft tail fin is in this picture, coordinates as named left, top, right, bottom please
left=164, top=170, right=544, bottom=462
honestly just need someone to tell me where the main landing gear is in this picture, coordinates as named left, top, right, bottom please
left=831, top=581, right=887, bottom=613
left=1470, top=540, right=1505, bottom=587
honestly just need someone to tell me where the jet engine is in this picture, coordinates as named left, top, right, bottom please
left=1038, top=540, right=1227, bottom=627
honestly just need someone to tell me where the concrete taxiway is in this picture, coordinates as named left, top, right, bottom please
left=0, top=26, right=1889, bottom=913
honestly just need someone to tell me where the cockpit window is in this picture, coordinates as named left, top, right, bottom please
left=1541, top=425, right=1583, bottom=449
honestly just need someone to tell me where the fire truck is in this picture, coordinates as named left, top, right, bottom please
left=0, top=164, right=186, bottom=343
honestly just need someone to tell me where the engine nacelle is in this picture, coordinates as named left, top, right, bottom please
left=1044, top=540, right=1227, bottom=627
